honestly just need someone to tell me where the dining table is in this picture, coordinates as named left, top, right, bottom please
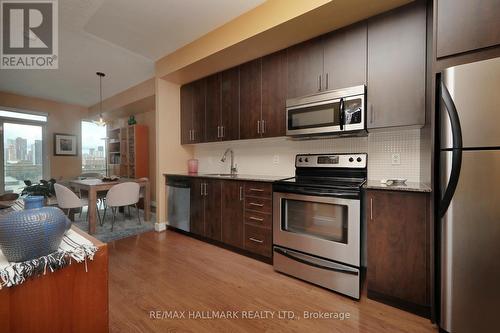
left=69, top=178, right=151, bottom=234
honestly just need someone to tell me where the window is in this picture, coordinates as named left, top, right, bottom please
left=81, top=121, right=107, bottom=175
left=0, top=108, right=47, bottom=193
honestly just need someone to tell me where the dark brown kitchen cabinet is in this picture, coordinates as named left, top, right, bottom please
left=220, top=67, right=240, bottom=141
left=221, top=181, right=245, bottom=248
left=205, top=74, right=221, bottom=142
left=261, top=50, right=287, bottom=138
left=436, top=0, right=500, bottom=58
left=180, top=79, right=206, bottom=144
left=287, top=37, right=324, bottom=98
left=367, top=2, right=426, bottom=130
left=190, top=178, right=205, bottom=236
left=204, top=179, right=222, bottom=241
left=189, top=178, right=221, bottom=241
left=323, top=22, right=367, bottom=90
left=239, top=59, right=262, bottom=140
left=366, top=189, right=430, bottom=317
left=180, top=84, right=193, bottom=144
left=191, top=79, right=206, bottom=143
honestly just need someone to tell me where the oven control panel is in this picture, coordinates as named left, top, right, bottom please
left=296, top=154, right=367, bottom=168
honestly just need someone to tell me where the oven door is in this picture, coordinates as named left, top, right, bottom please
left=273, top=191, right=360, bottom=267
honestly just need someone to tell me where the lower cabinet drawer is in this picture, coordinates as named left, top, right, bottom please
left=244, top=224, right=272, bottom=257
left=245, top=197, right=272, bottom=214
left=244, top=210, right=272, bottom=229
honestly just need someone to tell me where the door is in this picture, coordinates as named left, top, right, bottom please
left=323, top=22, right=367, bottom=90
left=367, top=1, right=426, bottom=129
left=204, top=179, right=222, bottom=241
left=262, top=50, right=287, bottom=138
left=180, top=84, right=193, bottom=144
left=239, top=59, right=262, bottom=140
left=366, top=190, right=428, bottom=307
left=221, top=181, right=244, bottom=248
left=3, top=122, right=45, bottom=193
left=190, top=178, right=205, bottom=236
left=441, top=57, right=500, bottom=149
left=440, top=150, right=500, bottom=332
left=273, top=192, right=360, bottom=266
left=220, top=67, right=239, bottom=141
left=436, top=0, right=500, bottom=58
left=205, top=73, right=221, bottom=142
left=191, top=78, right=206, bottom=143
left=287, top=37, right=324, bottom=98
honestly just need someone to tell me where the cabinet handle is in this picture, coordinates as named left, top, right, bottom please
left=204, top=183, right=208, bottom=196
left=370, top=104, right=374, bottom=124
left=249, top=202, right=264, bottom=207
left=200, top=183, right=204, bottom=196
left=249, top=216, right=264, bottom=222
left=217, top=126, right=221, bottom=138
left=222, top=126, right=225, bottom=138
left=257, top=120, right=261, bottom=134
left=249, top=237, right=264, bottom=244
left=249, top=188, right=264, bottom=192
left=193, top=129, right=196, bottom=141
left=370, top=198, right=373, bottom=221
left=318, top=75, right=322, bottom=92
left=325, top=73, right=329, bottom=90
left=239, top=186, right=243, bottom=201
left=261, top=120, right=265, bottom=134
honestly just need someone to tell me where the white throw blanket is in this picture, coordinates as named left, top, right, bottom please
left=0, top=229, right=98, bottom=288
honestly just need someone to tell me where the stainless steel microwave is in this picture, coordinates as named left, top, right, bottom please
left=286, top=85, right=366, bottom=137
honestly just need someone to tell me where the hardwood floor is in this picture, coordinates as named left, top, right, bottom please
left=108, top=230, right=438, bottom=332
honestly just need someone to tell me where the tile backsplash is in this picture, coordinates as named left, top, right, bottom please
left=193, top=129, right=421, bottom=182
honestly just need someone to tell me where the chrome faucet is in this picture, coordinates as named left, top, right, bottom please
left=221, top=148, right=237, bottom=175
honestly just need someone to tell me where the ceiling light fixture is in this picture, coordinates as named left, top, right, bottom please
left=93, top=72, right=106, bottom=127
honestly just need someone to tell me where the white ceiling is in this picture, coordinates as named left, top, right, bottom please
left=0, top=0, right=264, bottom=107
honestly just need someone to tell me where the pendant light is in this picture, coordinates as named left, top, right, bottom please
left=93, top=72, right=106, bottom=126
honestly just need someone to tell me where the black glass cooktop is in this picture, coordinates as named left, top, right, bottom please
left=276, top=176, right=366, bottom=190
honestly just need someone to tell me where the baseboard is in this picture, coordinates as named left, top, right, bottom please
left=367, top=290, right=431, bottom=318
left=154, top=222, right=167, bottom=232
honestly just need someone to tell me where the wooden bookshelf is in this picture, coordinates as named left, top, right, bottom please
left=107, top=124, right=148, bottom=178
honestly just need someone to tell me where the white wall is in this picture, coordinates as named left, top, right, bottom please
left=193, top=129, right=421, bottom=182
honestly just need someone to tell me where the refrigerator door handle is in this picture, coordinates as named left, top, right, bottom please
left=439, top=80, right=463, bottom=218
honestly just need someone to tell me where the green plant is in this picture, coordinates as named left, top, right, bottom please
left=128, top=115, right=137, bottom=125
left=21, top=179, right=56, bottom=197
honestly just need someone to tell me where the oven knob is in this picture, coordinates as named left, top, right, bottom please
left=349, top=157, right=354, bottom=162
left=298, top=158, right=303, bottom=163
left=357, top=157, right=362, bottom=162
left=304, top=158, right=309, bottom=163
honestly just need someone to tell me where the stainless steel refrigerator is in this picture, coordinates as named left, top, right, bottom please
left=439, top=56, right=500, bottom=332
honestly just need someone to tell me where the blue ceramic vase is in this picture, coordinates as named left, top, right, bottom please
left=0, top=205, right=71, bottom=262
left=23, top=195, right=45, bottom=210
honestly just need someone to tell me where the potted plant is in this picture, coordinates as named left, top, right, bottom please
left=21, top=179, right=56, bottom=208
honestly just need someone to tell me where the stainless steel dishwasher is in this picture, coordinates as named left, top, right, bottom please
left=166, top=177, right=190, bottom=232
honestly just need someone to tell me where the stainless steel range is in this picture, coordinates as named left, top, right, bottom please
left=273, top=153, right=367, bottom=299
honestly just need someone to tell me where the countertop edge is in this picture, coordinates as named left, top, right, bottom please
left=364, top=181, right=432, bottom=193
left=163, top=173, right=289, bottom=183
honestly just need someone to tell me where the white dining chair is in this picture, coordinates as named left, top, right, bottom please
left=102, top=182, right=141, bottom=231
left=54, top=183, right=90, bottom=221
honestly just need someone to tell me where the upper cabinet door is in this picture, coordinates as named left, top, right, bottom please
left=287, top=37, right=324, bottom=98
left=221, top=67, right=240, bottom=141
left=205, top=73, right=221, bottom=142
left=436, top=0, right=500, bottom=58
left=191, top=78, right=206, bottom=143
left=367, top=2, right=426, bottom=130
left=239, top=59, right=262, bottom=140
left=180, top=83, right=193, bottom=144
left=323, top=23, right=367, bottom=90
left=262, top=50, right=287, bottom=138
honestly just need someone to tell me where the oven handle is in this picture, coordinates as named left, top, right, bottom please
left=275, top=187, right=359, bottom=199
left=274, top=247, right=359, bottom=276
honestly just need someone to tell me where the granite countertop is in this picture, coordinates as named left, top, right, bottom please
left=364, top=180, right=432, bottom=193
left=164, top=172, right=291, bottom=183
